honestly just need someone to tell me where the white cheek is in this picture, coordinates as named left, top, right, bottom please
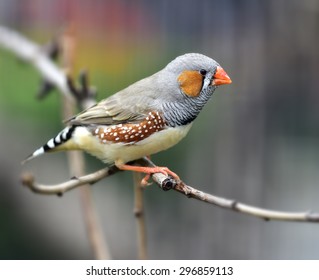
left=203, top=76, right=211, bottom=89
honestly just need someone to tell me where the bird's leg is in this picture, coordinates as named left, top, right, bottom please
left=115, top=161, right=180, bottom=186
left=141, top=173, right=152, bottom=187
left=140, top=156, right=153, bottom=186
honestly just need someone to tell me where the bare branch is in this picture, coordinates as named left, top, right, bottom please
left=0, top=26, right=96, bottom=108
left=169, top=182, right=319, bottom=223
left=60, top=29, right=111, bottom=260
left=0, top=26, right=70, bottom=99
left=66, top=70, right=97, bottom=110
left=21, top=157, right=319, bottom=223
left=133, top=172, right=148, bottom=259
left=21, top=166, right=119, bottom=195
left=140, top=158, right=319, bottom=223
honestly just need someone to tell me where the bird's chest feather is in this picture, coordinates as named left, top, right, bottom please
left=71, top=119, right=192, bottom=164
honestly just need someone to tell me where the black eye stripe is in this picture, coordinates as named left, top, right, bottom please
left=198, top=69, right=207, bottom=93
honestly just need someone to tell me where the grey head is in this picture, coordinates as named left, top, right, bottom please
left=155, top=53, right=231, bottom=127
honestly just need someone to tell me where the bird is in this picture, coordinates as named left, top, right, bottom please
left=24, top=53, right=231, bottom=184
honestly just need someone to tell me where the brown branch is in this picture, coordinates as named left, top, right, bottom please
left=21, top=157, right=319, bottom=223
left=70, top=151, right=111, bottom=260
left=0, top=26, right=96, bottom=108
left=156, top=178, right=319, bottom=222
left=142, top=158, right=319, bottom=223
left=21, top=166, right=118, bottom=195
left=133, top=172, right=148, bottom=259
left=62, top=29, right=111, bottom=260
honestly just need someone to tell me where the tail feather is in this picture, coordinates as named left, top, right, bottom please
left=22, top=126, right=76, bottom=164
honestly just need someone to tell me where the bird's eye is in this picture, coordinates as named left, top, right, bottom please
left=199, top=69, right=207, bottom=76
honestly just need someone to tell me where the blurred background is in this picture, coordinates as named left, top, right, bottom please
left=1, top=0, right=319, bottom=259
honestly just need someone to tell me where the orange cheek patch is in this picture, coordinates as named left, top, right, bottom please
left=177, top=70, right=203, bottom=97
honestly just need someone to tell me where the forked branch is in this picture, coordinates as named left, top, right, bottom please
left=21, top=157, right=319, bottom=223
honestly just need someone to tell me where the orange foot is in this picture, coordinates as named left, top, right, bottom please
left=115, top=162, right=180, bottom=186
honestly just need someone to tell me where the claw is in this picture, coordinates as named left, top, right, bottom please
left=115, top=162, right=180, bottom=184
left=141, top=174, right=152, bottom=187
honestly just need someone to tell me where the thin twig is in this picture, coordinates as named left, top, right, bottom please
left=69, top=151, right=111, bottom=260
left=62, top=87, right=111, bottom=260
left=133, top=172, right=148, bottom=259
left=0, top=26, right=70, bottom=99
left=21, top=157, right=319, bottom=223
left=0, top=26, right=96, bottom=107
left=61, top=28, right=111, bottom=260
left=21, top=166, right=118, bottom=195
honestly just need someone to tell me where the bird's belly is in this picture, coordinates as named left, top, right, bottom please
left=73, top=124, right=192, bottom=164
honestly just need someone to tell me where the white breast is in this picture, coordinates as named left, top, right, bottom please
left=72, top=124, right=192, bottom=164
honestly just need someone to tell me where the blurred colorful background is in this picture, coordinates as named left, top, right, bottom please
left=1, top=0, right=319, bottom=259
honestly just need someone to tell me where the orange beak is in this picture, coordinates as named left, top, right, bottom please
left=212, top=66, right=232, bottom=86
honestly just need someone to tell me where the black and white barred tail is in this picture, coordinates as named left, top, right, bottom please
left=22, top=126, right=76, bottom=163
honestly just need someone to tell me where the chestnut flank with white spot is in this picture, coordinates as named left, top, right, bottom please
left=92, top=111, right=166, bottom=144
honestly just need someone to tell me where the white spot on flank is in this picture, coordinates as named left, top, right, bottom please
left=145, top=130, right=148, bottom=133
left=141, top=135, right=144, bottom=138
left=95, top=128, right=99, bottom=134
left=101, top=133, right=104, bottom=138
left=115, top=137, right=120, bottom=141
left=148, top=121, right=151, bottom=124
left=130, top=135, right=135, bottom=139
left=114, top=132, right=118, bottom=137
